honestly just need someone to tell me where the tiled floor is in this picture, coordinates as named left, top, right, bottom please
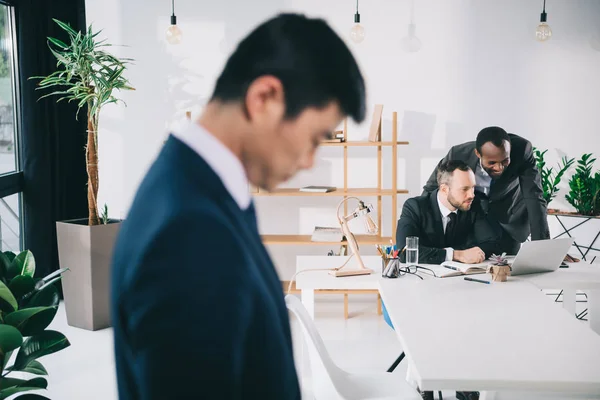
left=7, top=293, right=588, bottom=399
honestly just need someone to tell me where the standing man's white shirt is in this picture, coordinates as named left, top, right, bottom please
left=437, top=192, right=458, bottom=261
left=172, top=121, right=251, bottom=210
left=475, top=160, right=492, bottom=196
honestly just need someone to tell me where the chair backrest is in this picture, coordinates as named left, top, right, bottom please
left=285, top=295, right=347, bottom=399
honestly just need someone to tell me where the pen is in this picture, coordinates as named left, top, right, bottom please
left=464, top=277, right=490, bottom=285
left=444, top=265, right=458, bottom=271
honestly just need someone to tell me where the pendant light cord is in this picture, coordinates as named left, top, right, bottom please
left=172, top=0, right=175, bottom=17
left=543, top=0, right=546, bottom=13
left=356, top=0, right=359, bottom=13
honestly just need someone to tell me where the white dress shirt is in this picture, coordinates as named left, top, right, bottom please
left=475, top=160, right=492, bottom=196
left=437, top=192, right=458, bottom=261
left=172, top=120, right=251, bottom=210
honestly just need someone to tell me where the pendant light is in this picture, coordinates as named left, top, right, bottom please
left=535, top=0, right=552, bottom=42
left=400, top=0, right=421, bottom=53
left=166, top=0, right=182, bottom=45
left=349, top=0, right=365, bottom=44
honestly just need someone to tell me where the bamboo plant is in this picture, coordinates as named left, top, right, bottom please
left=32, top=19, right=134, bottom=225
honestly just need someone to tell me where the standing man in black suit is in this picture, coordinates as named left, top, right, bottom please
left=397, top=160, right=500, bottom=265
left=111, top=14, right=366, bottom=400
left=423, top=126, right=549, bottom=254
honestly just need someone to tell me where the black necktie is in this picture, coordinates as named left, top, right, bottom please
left=445, top=212, right=457, bottom=245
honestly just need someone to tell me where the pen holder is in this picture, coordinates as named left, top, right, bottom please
left=382, top=257, right=401, bottom=278
left=488, top=265, right=511, bottom=282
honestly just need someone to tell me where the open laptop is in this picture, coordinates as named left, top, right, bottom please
left=509, top=237, right=574, bottom=276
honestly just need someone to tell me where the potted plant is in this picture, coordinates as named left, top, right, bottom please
left=565, top=153, right=600, bottom=216
left=0, top=250, right=70, bottom=399
left=533, top=148, right=574, bottom=212
left=31, top=19, right=134, bottom=330
left=543, top=153, right=600, bottom=262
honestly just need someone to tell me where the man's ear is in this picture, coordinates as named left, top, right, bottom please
left=474, top=148, right=481, bottom=159
left=244, top=75, right=285, bottom=122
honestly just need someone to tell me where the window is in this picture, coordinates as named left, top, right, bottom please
left=0, top=1, right=22, bottom=252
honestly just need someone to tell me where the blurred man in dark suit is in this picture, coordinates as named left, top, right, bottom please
left=111, top=13, right=366, bottom=400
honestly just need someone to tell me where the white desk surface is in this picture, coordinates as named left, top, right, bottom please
left=514, top=263, right=600, bottom=289
left=295, top=256, right=383, bottom=290
left=378, top=278, right=600, bottom=394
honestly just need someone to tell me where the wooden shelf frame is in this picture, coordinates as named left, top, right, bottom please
left=258, top=111, right=403, bottom=245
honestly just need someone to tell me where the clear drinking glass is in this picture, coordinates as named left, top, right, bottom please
left=405, top=236, right=419, bottom=267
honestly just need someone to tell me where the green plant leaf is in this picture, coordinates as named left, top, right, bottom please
left=5, top=307, right=58, bottom=337
left=2, top=350, right=13, bottom=370
left=9, top=275, right=35, bottom=305
left=13, top=394, right=51, bottom=400
left=26, top=285, right=60, bottom=308
left=0, top=377, right=48, bottom=400
left=52, top=18, right=77, bottom=37
left=0, top=252, right=11, bottom=282
left=47, top=37, right=68, bottom=50
left=4, top=252, right=16, bottom=263
left=7, top=251, right=35, bottom=280
left=20, top=360, right=48, bottom=376
left=0, top=280, right=17, bottom=312
left=6, top=360, right=48, bottom=376
left=0, top=325, right=23, bottom=355
left=14, top=331, right=70, bottom=370
left=0, top=377, right=26, bottom=389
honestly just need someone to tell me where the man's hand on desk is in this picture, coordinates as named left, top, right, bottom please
left=564, top=254, right=580, bottom=263
left=454, top=247, right=485, bottom=264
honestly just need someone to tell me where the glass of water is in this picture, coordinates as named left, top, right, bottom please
left=405, top=236, right=419, bottom=268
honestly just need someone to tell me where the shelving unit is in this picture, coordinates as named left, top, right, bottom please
left=256, top=111, right=408, bottom=245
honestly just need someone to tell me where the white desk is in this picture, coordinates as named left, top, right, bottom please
left=379, top=278, right=600, bottom=395
left=514, top=264, right=600, bottom=334
left=296, top=256, right=382, bottom=318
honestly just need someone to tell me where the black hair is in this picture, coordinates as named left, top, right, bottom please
left=210, top=13, right=366, bottom=122
left=475, top=126, right=511, bottom=153
left=436, top=159, right=472, bottom=186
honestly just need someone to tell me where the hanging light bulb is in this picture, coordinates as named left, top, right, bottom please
left=350, top=0, right=365, bottom=44
left=400, top=1, right=421, bottom=53
left=400, top=23, right=422, bottom=52
left=535, top=0, right=552, bottom=42
left=166, top=0, right=182, bottom=45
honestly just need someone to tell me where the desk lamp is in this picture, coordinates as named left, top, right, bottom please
left=329, top=196, right=378, bottom=277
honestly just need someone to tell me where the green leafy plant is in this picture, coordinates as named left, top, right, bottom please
left=565, top=153, right=600, bottom=216
left=31, top=19, right=134, bottom=226
left=0, top=250, right=70, bottom=399
left=101, top=204, right=109, bottom=225
left=533, top=148, right=575, bottom=206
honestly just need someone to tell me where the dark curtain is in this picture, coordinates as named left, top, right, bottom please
left=16, top=0, right=88, bottom=278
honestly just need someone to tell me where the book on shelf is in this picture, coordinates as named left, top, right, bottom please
left=323, top=131, right=345, bottom=143
left=435, top=260, right=489, bottom=278
left=299, top=186, right=337, bottom=193
left=311, top=226, right=344, bottom=242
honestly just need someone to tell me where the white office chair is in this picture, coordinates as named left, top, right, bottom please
left=285, top=295, right=421, bottom=400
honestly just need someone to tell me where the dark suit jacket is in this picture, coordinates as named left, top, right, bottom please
left=396, top=190, right=501, bottom=264
left=422, top=134, right=549, bottom=242
left=110, top=136, right=300, bottom=400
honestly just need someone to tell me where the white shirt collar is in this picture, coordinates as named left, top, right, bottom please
left=477, top=159, right=491, bottom=178
left=172, top=121, right=251, bottom=210
left=437, top=191, right=457, bottom=219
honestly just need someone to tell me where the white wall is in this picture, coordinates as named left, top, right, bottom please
left=85, top=0, right=600, bottom=278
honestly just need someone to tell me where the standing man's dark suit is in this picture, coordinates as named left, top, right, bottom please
left=396, top=190, right=500, bottom=264
left=423, top=134, right=549, bottom=251
left=110, top=136, right=300, bottom=399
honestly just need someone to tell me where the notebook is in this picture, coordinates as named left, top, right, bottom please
left=300, top=186, right=336, bottom=193
left=311, top=226, right=343, bottom=242
left=437, top=260, right=489, bottom=278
